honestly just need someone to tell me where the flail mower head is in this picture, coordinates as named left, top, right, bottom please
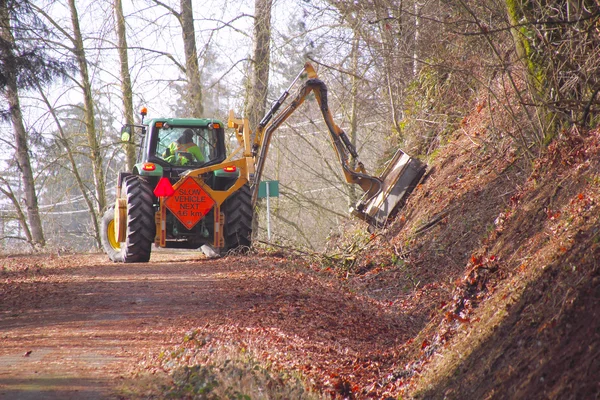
left=353, top=149, right=426, bottom=228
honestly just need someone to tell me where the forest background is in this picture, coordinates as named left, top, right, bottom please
left=1, top=0, right=598, bottom=253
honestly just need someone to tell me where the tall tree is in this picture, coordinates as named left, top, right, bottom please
left=0, top=9, right=43, bottom=246
left=245, top=0, right=273, bottom=133
left=244, top=0, right=273, bottom=241
left=180, top=0, right=203, bottom=117
left=68, top=0, right=106, bottom=214
left=347, top=29, right=360, bottom=207
left=0, top=0, right=70, bottom=248
left=151, top=0, right=203, bottom=117
left=505, top=0, right=600, bottom=130
left=114, top=0, right=136, bottom=169
left=36, top=88, right=102, bottom=247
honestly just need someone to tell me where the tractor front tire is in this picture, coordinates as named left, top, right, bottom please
left=222, top=184, right=253, bottom=253
left=121, top=175, right=156, bottom=263
left=100, top=206, right=124, bottom=262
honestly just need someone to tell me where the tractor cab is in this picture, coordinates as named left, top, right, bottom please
left=135, top=118, right=228, bottom=179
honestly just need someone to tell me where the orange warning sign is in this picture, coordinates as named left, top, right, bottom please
left=165, top=177, right=215, bottom=229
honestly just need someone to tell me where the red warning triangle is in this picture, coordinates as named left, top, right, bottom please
left=153, top=177, right=175, bottom=197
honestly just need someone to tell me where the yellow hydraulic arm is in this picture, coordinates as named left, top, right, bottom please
left=229, top=62, right=383, bottom=206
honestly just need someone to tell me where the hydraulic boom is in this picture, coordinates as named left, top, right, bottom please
left=228, top=62, right=426, bottom=227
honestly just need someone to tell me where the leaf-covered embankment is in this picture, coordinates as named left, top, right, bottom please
left=343, top=123, right=600, bottom=398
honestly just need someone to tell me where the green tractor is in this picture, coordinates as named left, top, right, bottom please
left=101, top=114, right=252, bottom=262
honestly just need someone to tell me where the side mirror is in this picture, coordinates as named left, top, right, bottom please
left=120, top=125, right=132, bottom=142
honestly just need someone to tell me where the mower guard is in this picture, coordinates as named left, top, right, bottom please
left=354, top=149, right=426, bottom=228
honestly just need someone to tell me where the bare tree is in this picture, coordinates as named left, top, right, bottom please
left=114, top=0, right=136, bottom=169
left=180, top=0, right=203, bottom=117
left=67, top=0, right=106, bottom=213
left=506, top=0, right=600, bottom=129
left=0, top=177, right=32, bottom=244
left=0, top=6, right=45, bottom=247
left=325, top=0, right=423, bottom=139
left=245, top=0, right=273, bottom=133
left=347, top=29, right=360, bottom=207
left=150, top=0, right=203, bottom=117
left=36, top=84, right=102, bottom=247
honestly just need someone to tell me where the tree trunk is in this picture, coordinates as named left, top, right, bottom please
left=348, top=30, right=360, bottom=207
left=68, top=0, right=106, bottom=213
left=0, top=4, right=45, bottom=248
left=413, top=0, right=421, bottom=77
left=37, top=84, right=102, bottom=248
left=180, top=0, right=203, bottom=117
left=114, top=0, right=136, bottom=170
left=245, top=0, right=273, bottom=135
left=245, top=0, right=273, bottom=241
left=0, top=180, right=33, bottom=245
left=374, top=0, right=405, bottom=135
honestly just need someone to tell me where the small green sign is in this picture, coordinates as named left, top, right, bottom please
left=258, top=180, right=279, bottom=198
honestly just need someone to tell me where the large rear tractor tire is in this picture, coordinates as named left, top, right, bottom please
left=100, top=206, right=123, bottom=262
left=121, top=176, right=156, bottom=263
left=222, top=184, right=253, bottom=253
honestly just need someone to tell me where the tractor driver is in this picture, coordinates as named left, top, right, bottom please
left=164, top=129, right=204, bottom=165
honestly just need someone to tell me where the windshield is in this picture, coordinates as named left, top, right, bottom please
left=155, top=126, right=219, bottom=166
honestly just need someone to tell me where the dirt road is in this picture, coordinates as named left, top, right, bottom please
left=0, top=251, right=410, bottom=399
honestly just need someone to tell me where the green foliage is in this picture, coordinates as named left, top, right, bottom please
left=505, top=0, right=544, bottom=92
left=399, top=63, right=475, bottom=156
left=505, top=0, right=600, bottom=129
left=161, top=358, right=315, bottom=399
left=0, top=1, right=74, bottom=99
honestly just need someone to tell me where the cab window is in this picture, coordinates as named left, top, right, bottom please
left=155, top=126, right=218, bottom=166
